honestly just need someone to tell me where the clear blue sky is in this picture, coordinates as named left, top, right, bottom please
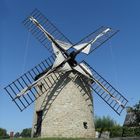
left=0, top=0, right=140, bottom=133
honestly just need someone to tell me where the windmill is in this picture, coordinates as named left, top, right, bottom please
left=4, top=9, right=128, bottom=138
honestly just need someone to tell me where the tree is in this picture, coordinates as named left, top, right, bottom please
left=94, top=115, right=119, bottom=130
left=0, top=128, right=9, bottom=137
left=124, top=100, right=140, bottom=127
left=20, top=128, right=31, bottom=137
left=94, top=116, right=122, bottom=138
left=14, top=132, right=20, bottom=138
left=133, top=100, right=140, bottom=126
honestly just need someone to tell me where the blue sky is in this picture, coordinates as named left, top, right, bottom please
left=0, top=0, right=140, bottom=133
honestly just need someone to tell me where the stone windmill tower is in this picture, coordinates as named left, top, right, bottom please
left=4, top=9, right=128, bottom=138
left=32, top=72, right=95, bottom=138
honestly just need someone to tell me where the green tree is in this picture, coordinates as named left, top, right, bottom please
left=94, top=116, right=122, bottom=137
left=94, top=115, right=119, bottom=130
left=110, top=125, right=123, bottom=137
left=0, top=128, right=8, bottom=137
left=14, top=132, right=20, bottom=138
left=133, top=100, right=140, bottom=126
left=20, top=128, right=31, bottom=137
left=125, top=100, right=140, bottom=127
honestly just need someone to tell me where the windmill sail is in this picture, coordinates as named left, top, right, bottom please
left=73, top=26, right=119, bottom=55
left=51, top=42, right=72, bottom=73
left=4, top=9, right=128, bottom=116
left=23, top=9, right=73, bottom=54
left=78, top=61, right=128, bottom=115
left=73, top=62, right=93, bottom=80
left=4, top=54, right=62, bottom=111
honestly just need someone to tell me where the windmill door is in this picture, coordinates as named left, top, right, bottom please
left=36, top=110, right=43, bottom=136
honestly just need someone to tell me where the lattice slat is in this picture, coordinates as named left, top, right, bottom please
left=4, top=54, right=62, bottom=111
left=74, top=26, right=119, bottom=56
left=80, top=61, right=128, bottom=115
left=23, top=9, right=73, bottom=54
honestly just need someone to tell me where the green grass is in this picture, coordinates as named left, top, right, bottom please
left=9, top=138, right=95, bottom=140
left=3, top=137, right=140, bottom=140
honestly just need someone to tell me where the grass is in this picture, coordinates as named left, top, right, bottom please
left=5, top=137, right=140, bottom=140
left=10, top=138, right=140, bottom=140
left=4, top=138, right=107, bottom=140
left=5, top=138, right=96, bottom=140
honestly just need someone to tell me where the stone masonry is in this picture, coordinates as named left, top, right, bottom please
left=32, top=71, right=95, bottom=138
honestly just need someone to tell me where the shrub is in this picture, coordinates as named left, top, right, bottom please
left=110, top=126, right=123, bottom=138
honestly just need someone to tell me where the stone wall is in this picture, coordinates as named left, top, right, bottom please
left=32, top=72, right=95, bottom=138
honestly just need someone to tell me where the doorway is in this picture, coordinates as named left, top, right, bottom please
left=35, top=110, right=43, bottom=136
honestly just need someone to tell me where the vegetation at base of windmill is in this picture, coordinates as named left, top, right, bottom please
left=130, top=100, right=140, bottom=126
left=109, top=126, right=124, bottom=138
left=5, top=138, right=140, bottom=140
left=94, top=114, right=140, bottom=137
left=122, top=126, right=140, bottom=137
left=134, top=127, right=140, bottom=136
left=94, top=115, right=120, bottom=130
left=123, top=100, right=140, bottom=130
left=94, top=115, right=123, bottom=137
left=7, top=138, right=101, bottom=140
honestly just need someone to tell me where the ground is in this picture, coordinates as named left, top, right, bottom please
left=5, top=137, right=140, bottom=140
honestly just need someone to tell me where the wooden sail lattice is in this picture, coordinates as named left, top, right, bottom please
left=79, top=61, right=128, bottom=115
left=4, top=9, right=128, bottom=116
left=23, top=9, right=73, bottom=54
left=4, top=54, right=62, bottom=111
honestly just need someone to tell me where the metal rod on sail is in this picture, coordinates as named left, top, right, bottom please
left=78, top=63, right=125, bottom=108
left=29, top=16, right=68, bottom=56
left=71, top=28, right=111, bottom=58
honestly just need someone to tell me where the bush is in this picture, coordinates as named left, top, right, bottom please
left=122, top=127, right=140, bottom=137
left=0, top=128, right=9, bottom=139
left=14, top=132, right=20, bottom=138
left=95, top=115, right=123, bottom=138
left=134, top=127, right=140, bottom=136
left=110, top=126, right=123, bottom=138
left=95, top=115, right=119, bottom=130
left=20, top=128, right=31, bottom=137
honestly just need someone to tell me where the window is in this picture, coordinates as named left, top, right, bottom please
left=38, top=84, right=43, bottom=91
left=83, top=122, right=88, bottom=129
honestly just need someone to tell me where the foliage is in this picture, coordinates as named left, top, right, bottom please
left=124, top=100, right=140, bottom=127
left=94, top=115, right=123, bottom=138
left=134, top=127, right=140, bottom=136
left=0, top=128, right=9, bottom=139
left=0, top=127, right=9, bottom=137
left=94, top=115, right=119, bottom=130
left=20, top=128, right=31, bottom=137
left=132, top=100, right=140, bottom=126
left=110, top=125, right=123, bottom=137
left=122, top=126, right=140, bottom=137
left=9, top=138, right=97, bottom=140
left=0, top=128, right=6, bottom=136
left=94, top=115, right=140, bottom=137
left=14, top=132, right=20, bottom=138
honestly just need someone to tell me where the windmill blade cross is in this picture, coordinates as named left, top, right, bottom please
left=23, top=9, right=73, bottom=54
left=4, top=8, right=128, bottom=117
left=80, top=61, right=128, bottom=115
